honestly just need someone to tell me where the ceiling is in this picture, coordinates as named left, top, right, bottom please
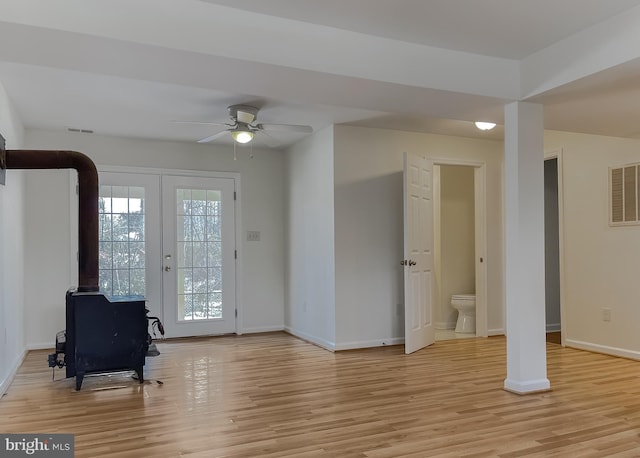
left=2, top=0, right=640, bottom=148
left=199, top=0, right=640, bottom=59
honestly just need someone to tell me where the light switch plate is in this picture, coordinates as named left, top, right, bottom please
left=247, top=230, right=261, bottom=242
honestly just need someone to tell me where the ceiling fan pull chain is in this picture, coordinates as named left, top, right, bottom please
left=233, top=140, right=237, bottom=161
left=250, top=141, right=253, bottom=159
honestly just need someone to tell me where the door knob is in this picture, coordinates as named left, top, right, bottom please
left=164, top=266, right=171, bottom=272
left=400, top=260, right=407, bottom=266
left=409, top=260, right=417, bottom=266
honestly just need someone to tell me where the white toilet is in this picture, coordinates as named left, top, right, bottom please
left=451, top=294, right=476, bottom=334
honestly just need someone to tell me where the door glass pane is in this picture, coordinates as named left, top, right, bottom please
left=176, top=188, right=223, bottom=321
left=98, top=185, right=146, bottom=296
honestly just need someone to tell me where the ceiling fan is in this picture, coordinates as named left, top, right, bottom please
left=176, top=104, right=313, bottom=145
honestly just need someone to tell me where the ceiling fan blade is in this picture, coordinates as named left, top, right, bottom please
left=197, top=130, right=229, bottom=143
left=255, top=130, right=280, bottom=148
left=256, top=123, right=313, bottom=133
left=171, top=120, right=233, bottom=127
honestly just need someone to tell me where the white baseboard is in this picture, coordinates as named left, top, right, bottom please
left=565, top=339, right=640, bottom=361
left=504, top=377, right=551, bottom=394
left=239, top=325, right=284, bottom=335
left=546, top=323, right=561, bottom=333
left=334, top=337, right=405, bottom=351
left=0, top=349, right=27, bottom=398
left=284, top=326, right=336, bottom=351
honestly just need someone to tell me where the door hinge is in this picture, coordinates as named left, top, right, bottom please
left=76, top=184, right=79, bottom=195
left=234, top=191, right=236, bottom=200
left=234, top=250, right=237, bottom=259
left=235, top=309, right=238, bottom=318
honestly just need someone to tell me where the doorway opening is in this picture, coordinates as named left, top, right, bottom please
left=544, top=157, right=561, bottom=344
left=432, top=162, right=487, bottom=341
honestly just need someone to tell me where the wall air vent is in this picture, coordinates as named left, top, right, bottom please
left=610, top=163, right=640, bottom=226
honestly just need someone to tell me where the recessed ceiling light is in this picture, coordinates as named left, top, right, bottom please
left=474, top=121, right=496, bottom=131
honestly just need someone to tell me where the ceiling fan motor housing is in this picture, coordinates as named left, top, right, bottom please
left=229, top=104, right=258, bottom=124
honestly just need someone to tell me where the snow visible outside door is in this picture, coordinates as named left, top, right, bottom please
left=162, top=175, right=236, bottom=338
left=98, top=172, right=237, bottom=339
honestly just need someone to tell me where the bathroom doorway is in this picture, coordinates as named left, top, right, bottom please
left=433, top=161, right=487, bottom=341
left=544, top=157, right=562, bottom=343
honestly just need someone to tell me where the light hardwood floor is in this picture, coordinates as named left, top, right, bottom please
left=1, top=333, right=640, bottom=457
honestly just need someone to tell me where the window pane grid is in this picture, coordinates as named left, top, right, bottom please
left=177, top=188, right=223, bottom=321
left=98, top=185, right=146, bottom=296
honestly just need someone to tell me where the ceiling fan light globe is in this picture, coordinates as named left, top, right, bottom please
left=231, top=130, right=254, bottom=143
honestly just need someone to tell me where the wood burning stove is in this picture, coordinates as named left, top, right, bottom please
left=62, top=291, right=148, bottom=390
left=1, top=138, right=161, bottom=390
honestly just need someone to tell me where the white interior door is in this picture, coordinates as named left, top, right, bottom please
left=403, top=152, right=435, bottom=354
left=161, top=175, right=236, bottom=337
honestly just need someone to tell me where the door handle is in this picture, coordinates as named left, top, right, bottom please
left=409, top=260, right=417, bottom=266
left=400, top=260, right=407, bottom=266
left=164, top=266, right=171, bottom=272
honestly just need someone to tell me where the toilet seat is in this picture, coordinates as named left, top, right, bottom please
left=451, top=294, right=475, bottom=302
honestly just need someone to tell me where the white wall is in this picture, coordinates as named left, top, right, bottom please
left=22, top=170, right=74, bottom=347
left=0, top=81, right=26, bottom=395
left=438, top=165, right=475, bottom=330
left=333, top=125, right=505, bottom=348
left=333, top=127, right=405, bottom=348
left=546, top=130, right=640, bottom=359
left=0, top=170, right=26, bottom=393
left=23, top=129, right=286, bottom=347
left=284, top=126, right=336, bottom=349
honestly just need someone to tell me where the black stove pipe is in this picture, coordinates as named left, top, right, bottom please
left=5, top=149, right=99, bottom=292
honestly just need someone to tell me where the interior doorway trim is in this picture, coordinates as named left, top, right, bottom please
left=432, top=157, right=488, bottom=338
left=544, top=149, right=566, bottom=346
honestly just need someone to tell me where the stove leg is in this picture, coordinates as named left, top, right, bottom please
left=75, top=372, right=84, bottom=391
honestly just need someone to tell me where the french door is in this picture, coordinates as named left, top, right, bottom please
left=98, top=172, right=162, bottom=321
left=161, top=175, right=236, bottom=337
left=98, top=171, right=237, bottom=338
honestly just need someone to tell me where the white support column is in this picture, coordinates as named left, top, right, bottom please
left=503, top=101, right=550, bottom=395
